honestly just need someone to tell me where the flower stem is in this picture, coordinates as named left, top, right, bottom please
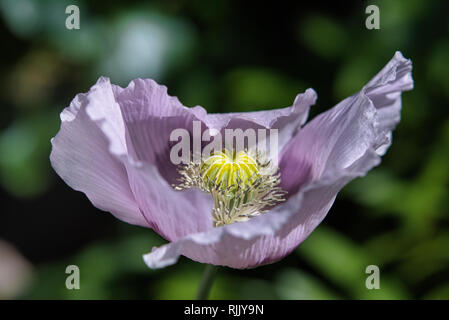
left=196, top=264, right=218, bottom=300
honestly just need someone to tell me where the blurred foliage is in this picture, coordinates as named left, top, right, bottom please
left=0, top=0, right=448, bottom=300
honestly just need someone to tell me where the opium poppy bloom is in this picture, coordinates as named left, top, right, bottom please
left=50, top=52, right=413, bottom=269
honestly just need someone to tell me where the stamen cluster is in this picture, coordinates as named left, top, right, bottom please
left=174, top=149, right=286, bottom=227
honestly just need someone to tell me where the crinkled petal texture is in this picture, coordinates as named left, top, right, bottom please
left=51, top=52, right=412, bottom=269
left=142, top=51, right=413, bottom=269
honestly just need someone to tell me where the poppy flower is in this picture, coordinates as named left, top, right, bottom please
left=50, top=52, right=413, bottom=269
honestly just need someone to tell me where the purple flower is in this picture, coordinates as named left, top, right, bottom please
left=50, top=52, right=413, bottom=269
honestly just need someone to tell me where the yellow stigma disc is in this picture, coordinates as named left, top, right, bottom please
left=200, top=149, right=258, bottom=189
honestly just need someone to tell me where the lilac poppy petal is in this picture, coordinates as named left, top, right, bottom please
left=50, top=78, right=147, bottom=227
left=112, top=78, right=193, bottom=118
left=108, top=78, right=215, bottom=239
left=109, top=79, right=216, bottom=239
left=111, top=79, right=201, bottom=185
left=143, top=52, right=413, bottom=269
left=365, top=51, right=413, bottom=155
left=190, top=88, right=317, bottom=149
left=124, top=159, right=214, bottom=241
left=279, top=51, right=413, bottom=194
left=52, top=77, right=214, bottom=240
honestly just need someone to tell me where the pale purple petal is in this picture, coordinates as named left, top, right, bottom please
left=279, top=51, right=413, bottom=194
left=50, top=78, right=147, bottom=227
left=124, top=159, right=213, bottom=241
left=365, top=51, right=413, bottom=155
left=52, top=77, right=214, bottom=240
left=109, top=79, right=215, bottom=240
left=112, top=78, right=193, bottom=118
left=111, top=79, right=201, bottom=184
left=190, top=88, right=317, bottom=150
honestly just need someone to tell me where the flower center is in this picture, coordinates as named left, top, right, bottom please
left=200, top=150, right=258, bottom=190
left=175, top=149, right=286, bottom=227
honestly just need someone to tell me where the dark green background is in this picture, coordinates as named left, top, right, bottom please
left=0, top=0, right=448, bottom=299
